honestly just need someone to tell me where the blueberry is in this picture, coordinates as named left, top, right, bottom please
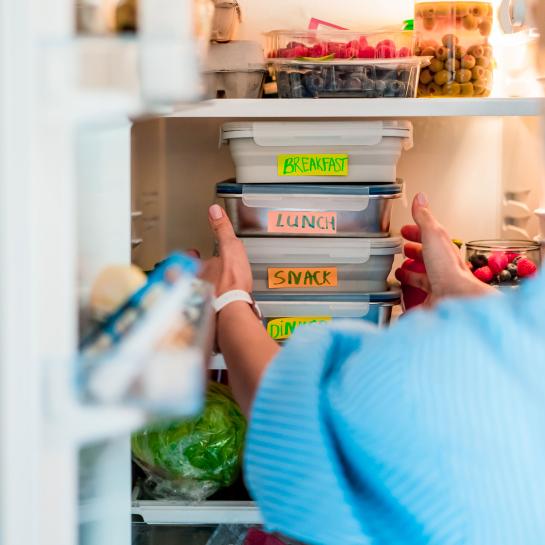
left=288, top=72, right=304, bottom=98
left=470, top=253, right=488, bottom=269
left=344, top=76, right=363, bottom=91
left=375, top=80, right=387, bottom=97
left=277, top=71, right=291, bottom=98
left=335, top=76, right=344, bottom=90
left=387, top=80, right=406, bottom=97
left=303, top=72, right=325, bottom=97
left=507, top=263, right=518, bottom=276
left=377, top=69, right=397, bottom=81
left=499, top=270, right=512, bottom=283
left=323, top=67, right=336, bottom=91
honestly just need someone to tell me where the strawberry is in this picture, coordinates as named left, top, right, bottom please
left=359, top=36, right=369, bottom=49
left=377, top=44, right=396, bottom=58
left=399, top=259, right=428, bottom=310
left=358, top=45, right=376, bottom=58
left=487, top=251, right=508, bottom=275
left=506, top=252, right=520, bottom=263
left=517, top=258, right=538, bottom=278
left=473, top=266, right=494, bottom=283
left=398, top=46, right=411, bottom=57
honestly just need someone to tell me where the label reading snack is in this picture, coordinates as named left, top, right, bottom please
left=277, top=154, right=349, bottom=177
left=267, top=316, right=332, bottom=340
left=267, top=211, right=337, bottom=234
left=268, top=267, right=338, bottom=289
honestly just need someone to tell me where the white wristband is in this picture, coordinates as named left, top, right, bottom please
left=213, top=290, right=262, bottom=319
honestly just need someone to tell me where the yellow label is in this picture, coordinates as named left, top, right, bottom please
left=268, top=267, right=338, bottom=289
left=277, top=154, right=349, bottom=177
left=267, top=316, right=332, bottom=340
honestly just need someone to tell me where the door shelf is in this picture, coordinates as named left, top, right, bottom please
left=132, top=500, right=262, bottom=525
left=167, top=97, right=543, bottom=119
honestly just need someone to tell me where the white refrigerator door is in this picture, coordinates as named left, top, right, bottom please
left=0, top=1, right=206, bottom=545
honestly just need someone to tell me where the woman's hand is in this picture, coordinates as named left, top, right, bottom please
left=395, top=193, right=496, bottom=309
left=200, top=204, right=253, bottom=296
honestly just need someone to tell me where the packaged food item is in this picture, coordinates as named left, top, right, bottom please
left=204, top=41, right=266, bottom=99
left=415, top=1, right=494, bottom=97
left=241, top=236, right=402, bottom=293
left=466, top=240, right=541, bottom=288
left=255, top=290, right=401, bottom=342
left=131, top=382, right=246, bottom=501
left=271, top=58, right=423, bottom=98
left=265, top=29, right=415, bottom=59
left=221, top=121, right=413, bottom=184
left=211, top=0, right=241, bottom=43
left=217, top=180, right=403, bottom=238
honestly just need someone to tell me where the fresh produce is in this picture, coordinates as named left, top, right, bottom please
left=132, top=382, right=247, bottom=501
left=467, top=242, right=540, bottom=287
left=275, top=61, right=419, bottom=98
left=415, top=1, right=493, bottom=97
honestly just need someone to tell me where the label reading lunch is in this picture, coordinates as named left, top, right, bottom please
left=267, top=316, right=332, bottom=340
left=268, top=267, right=338, bottom=289
left=268, top=211, right=337, bottom=234
left=277, top=154, right=349, bottom=177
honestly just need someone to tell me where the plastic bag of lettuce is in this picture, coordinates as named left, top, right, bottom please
left=132, top=382, right=247, bottom=501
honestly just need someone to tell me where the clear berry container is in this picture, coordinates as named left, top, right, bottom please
left=466, top=240, right=541, bottom=288
left=415, top=1, right=494, bottom=97
left=265, top=29, right=415, bottom=60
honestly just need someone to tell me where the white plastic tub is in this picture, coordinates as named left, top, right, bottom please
left=221, top=121, right=413, bottom=183
left=242, top=236, right=402, bottom=293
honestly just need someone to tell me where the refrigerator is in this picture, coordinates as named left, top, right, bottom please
left=0, top=1, right=543, bottom=545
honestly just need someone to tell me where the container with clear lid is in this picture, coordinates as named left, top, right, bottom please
left=216, top=180, right=403, bottom=238
left=415, top=1, right=494, bottom=97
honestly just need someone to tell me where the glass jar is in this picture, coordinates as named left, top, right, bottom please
left=415, top=0, right=494, bottom=97
left=466, top=240, right=541, bottom=288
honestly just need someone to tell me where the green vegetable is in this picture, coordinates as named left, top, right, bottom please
left=132, top=382, right=246, bottom=501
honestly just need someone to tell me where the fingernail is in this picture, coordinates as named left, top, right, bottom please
left=416, top=192, right=429, bottom=207
left=209, top=204, right=224, bottom=220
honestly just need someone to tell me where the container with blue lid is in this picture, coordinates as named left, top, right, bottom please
left=217, top=179, right=403, bottom=238
left=254, top=290, right=401, bottom=341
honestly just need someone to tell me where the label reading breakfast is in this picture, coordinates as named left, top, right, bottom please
left=267, top=316, right=332, bottom=340
left=277, top=154, right=349, bottom=177
left=268, top=211, right=337, bottom=234
left=268, top=267, right=338, bottom=289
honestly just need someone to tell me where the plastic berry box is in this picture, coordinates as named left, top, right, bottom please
left=271, top=58, right=424, bottom=98
left=265, top=29, right=415, bottom=59
left=466, top=240, right=541, bottom=288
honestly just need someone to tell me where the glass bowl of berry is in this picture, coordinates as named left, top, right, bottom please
left=466, top=240, right=541, bottom=289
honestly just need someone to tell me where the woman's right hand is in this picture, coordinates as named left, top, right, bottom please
left=395, top=193, right=496, bottom=309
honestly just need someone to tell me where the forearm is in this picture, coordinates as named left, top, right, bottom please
left=217, top=302, right=280, bottom=416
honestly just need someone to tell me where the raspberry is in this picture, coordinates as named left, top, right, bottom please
left=473, top=266, right=493, bottom=283
left=488, top=252, right=508, bottom=275
left=358, top=45, right=376, bottom=58
left=506, top=252, right=520, bottom=263
left=377, top=44, right=396, bottom=58
left=517, top=258, right=538, bottom=278
left=359, top=36, right=368, bottom=49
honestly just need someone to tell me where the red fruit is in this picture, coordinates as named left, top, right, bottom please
left=277, top=48, right=289, bottom=58
left=285, top=47, right=299, bottom=58
left=398, top=46, right=411, bottom=57
left=359, top=36, right=368, bottom=49
left=506, top=252, right=520, bottom=263
left=400, top=259, right=428, bottom=310
left=348, top=39, right=359, bottom=50
left=488, top=252, right=508, bottom=275
left=376, top=44, right=396, bottom=58
left=377, top=39, right=396, bottom=49
left=358, top=45, right=376, bottom=58
left=337, top=44, right=349, bottom=58
left=517, top=258, right=538, bottom=278
left=473, top=266, right=494, bottom=283
left=327, top=41, right=343, bottom=54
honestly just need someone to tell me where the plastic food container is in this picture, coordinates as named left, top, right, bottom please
left=204, top=41, right=265, bottom=98
left=221, top=121, right=413, bottom=184
left=216, top=180, right=403, bottom=237
left=415, top=1, right=494, bottom=97
left=265, top=29, right=415, bottom=59
left=242, top=236, right=402, bottom=293
left=466, top=240, right=541, bottom=288
left=271, top=58, right=423, bottom=98
left=211, top=0, right=241, bottom=43
left=255, top=290, right=401, bottom=341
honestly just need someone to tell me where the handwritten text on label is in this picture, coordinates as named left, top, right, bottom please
left=277, top=154, right=349, bottom=177
left=268, top=211, right=337, bottom=234
left=267, top=316, right=332, bottom=340
left=268, top=267, right=338, bottom=289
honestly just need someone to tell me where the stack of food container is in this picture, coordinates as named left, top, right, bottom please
left=216, top=120, right=413, bottom=343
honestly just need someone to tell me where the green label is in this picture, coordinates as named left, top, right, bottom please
left=277, top=154, right=349, bottom=177
left=267, top=316, right=332, bottom=340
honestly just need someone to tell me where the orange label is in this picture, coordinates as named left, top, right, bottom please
left=267, top=211, right=337, bottom=234
left=268, top=267, right=338, bottom=289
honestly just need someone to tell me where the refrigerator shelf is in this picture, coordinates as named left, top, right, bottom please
left=132, top=500, right=262, bottom=525
left=166, top=97, right=543, bottom=118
